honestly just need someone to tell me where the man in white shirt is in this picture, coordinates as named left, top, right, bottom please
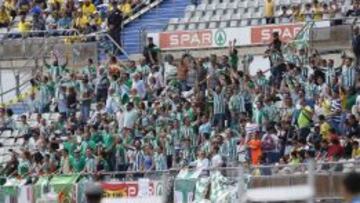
left=132, top=73, right=146, bottom=99
left=123, top=103, right=138, bottom=130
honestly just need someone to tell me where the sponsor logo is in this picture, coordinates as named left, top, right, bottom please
left=159, top=30, right=212, bottom=49
left=251, top=24, right=303, bottom=44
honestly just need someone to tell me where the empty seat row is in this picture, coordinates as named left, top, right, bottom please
left=185, top=6, right=265, bottom=18
left=166, top=18, right=266, bottom=31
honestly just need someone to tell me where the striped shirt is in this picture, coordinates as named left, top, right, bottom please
left=132, top=150, right=145, bottom=171
left=330, top=99, right=342, bottom=123
left=180, top=125, right=196, bottom=146
left=324, top=67, right=337, bottom=86
left=228, top=94, right=246, bottom=113
left=342, top=67, right=357, bottom=89
left=211, top=89, right=226, bottom=114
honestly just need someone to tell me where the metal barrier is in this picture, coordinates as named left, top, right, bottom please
left=8, top=161, right=356, bottom=201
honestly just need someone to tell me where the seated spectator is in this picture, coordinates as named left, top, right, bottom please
left=82, top=0, right=96, bottom=17
left=346, top=1, right=360, bottom=17
left=32, top=9, right=46, bottom=31
left=322, top=3, right=331, bottom=20
left=18, top=15, right=31, bottom=33
left=312, top=0, right=323, bottom=21
left=279, top=6, right=291, bottom=23
left=0, top=5, right=10, bottom=28
left=302, top=3, right=313, bottom=22
left=120, top=0, right=132, bottom=18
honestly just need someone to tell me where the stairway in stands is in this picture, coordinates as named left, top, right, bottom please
left=122, top=0, right=190, bottom=56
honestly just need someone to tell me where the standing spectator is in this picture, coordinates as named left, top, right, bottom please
left=352, top=27, right=360, bottom=67
left=247, top=128, right=262, bottom=165
left=208, top=85, right=226, bottom=130
left=341, top=57, right=357, bottom=90
left=143, top=37, right=160, bottom=65
left=108, top=0, right=123, bottom=47
left=261, top=125, right=280, bottom=164
left=264, top=0, right=275, bottom=24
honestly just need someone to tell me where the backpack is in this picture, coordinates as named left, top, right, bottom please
left=262, top=134, right=276, bottom=151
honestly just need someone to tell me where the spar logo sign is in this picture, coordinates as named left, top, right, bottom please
left=214, top=29, right=226, bottom=46
left=159, top=30, right=212, bottom=49
left=251, top=23, right=303, bottom=44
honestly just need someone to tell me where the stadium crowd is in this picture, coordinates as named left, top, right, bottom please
left=0, top=0, right=153, bottom=35
left=263, top=0, right=360, bottom=24
left=0, top=29, right=359, bottom=180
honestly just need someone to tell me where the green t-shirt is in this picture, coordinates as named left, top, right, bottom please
left=102, top=132, right=114, bottom=151
left=91, top=132, right=102, bottom=144
left=229, top=52, right=239, bottom=69
left=63, top=141, right=76, bottom=155
left=17, top=160, right=30, bottom=177
left=69, top=155, right=85, bottom=172
left=80, top=140, right=97, bottom=155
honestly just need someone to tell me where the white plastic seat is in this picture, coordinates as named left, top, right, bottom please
left=187, top=23, right=197, bottom=30
left=226, top=8, right=235, bottom=15
left=198, top=22, right=208, bottom=29
left=215, top=9, right=224, bottom=16
left=169, top=18, right=179, bottom=24
left=238, top=1, right=246, bottom=8
left=240, top=19, right=249, bottom=26
left=190, top=15, right=201, bottom=22
left=222, top=12, right=233, bottom=20
left=185, top=5, right=196, bottom=12
left=177, top=24, right=186, bottom=30
left=227, top=1, right=239, bottom=9
left=248, top=7, right=256, bottom=14
left=196, top=3, right=207, bottom=11
left=208, top=21, right=218, bottom=29
left=252, top=11, right=262, bottom=18
left=184, top=11, right=193, bottom=18
left=201, top=13, right=212, bottom=22
left=167, top=24, right=176, bottom=31
left=250, top=18, right=260, bottom=25
left=237, top=7, right=245, bottom=14
left=242, top=11, right=251, bottom=19
left=207, top=3, right=217, bottom=10
left=246, top=0, right=257, bottom=8
left=179, top=17, right=190, bottom=23
left=216, top=2, right=228, bottom=10
left=219, top=21, right=228, bottom=28
left=230, top=20, right=239, bottom=27
left=231, top=12, right=242, bottom=20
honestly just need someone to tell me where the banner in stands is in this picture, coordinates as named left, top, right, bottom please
left=153, top=21, right=330, bottom=50
left=101, top=180, right=164, bottom=203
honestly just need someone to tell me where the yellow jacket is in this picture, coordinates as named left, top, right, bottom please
left=18, top=21, right=30, bottom=32
left=82, top=3, right=96, bottom=17
left=120, top=3, right=132, bottom=16
left=0, top=11, right=10, bottom=24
